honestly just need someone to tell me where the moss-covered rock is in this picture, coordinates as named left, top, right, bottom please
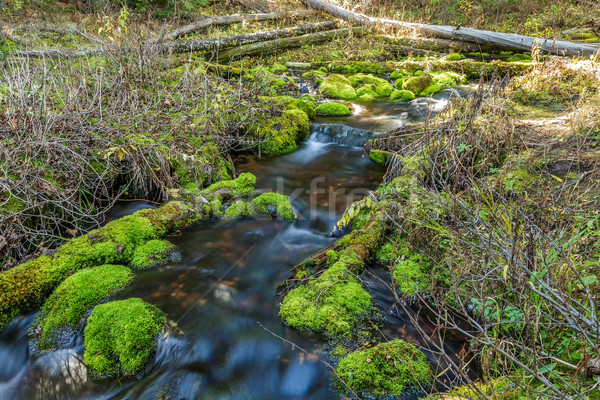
left=201, top=172, right=256, bottom=198
left=224, top=201, right=258, bottom=219
left=336, top=339, right=432, bottom=397
left=390, top=89, right=416, bottom=102
left=319, top=74, right=357, bottom=100
left=368, top=150, right=391, bottom=165
left=254, top=108, right=310, bottom=156
left=402, top=74, right=434, bottom=95
left=84, top=298, right=166, bottom=378
left=279, top=262, right=372, bottom=336
left=130, top=239, right=174, bottom=269
left=432, top=71, right=467, bottom=89
left=265, top=96, right=316, bottom=120
left=443, top=53, right=465, bottom=61
left=252, top=192, right=296, bottom=220
left=390, top=69, right=407, bottom=80
left=315, top=102, right=352, bottom=116
left=0, top=201, right=200, bottom=330
left=302, top=69, right=328, bottom=80
left=507, top=53, right=532, bottom=62
left=348, top=73, right=394, bottom=98
left=420, top=84, right=441, bottom=96
left=37, top=265, right=134, bottom=350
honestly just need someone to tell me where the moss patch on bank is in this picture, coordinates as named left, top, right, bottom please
left=37, top=264, right=134, bottom=350
left=84, top=298, right=166, bottom=377
left=130, top=240, right=175, bottom=269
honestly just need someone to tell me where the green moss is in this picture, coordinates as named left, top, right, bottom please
left=506, top=53, right=532, bottom=62
left=266, top=96, right=316, bottom=120
left=420, top=84, right=441, bottom=96
left=254, top=108, right=310, bottom=156
left=432, top=71, right=467, bottom=89
left=252, top=192, right=296, bottom=220
left=319, top=74, right=357, bottom=100
left=279, top=263, right=372, bottom=336
left=302, top=70, right=327, bottom=79
left=368, top=150, right=390, bottom=165
left=390, top=70, right=407, bottom=80
left=315, top=102, right=351, bottom=116
left=443, top=53, right=465, bottom=61
left=201, top=172, right=256, bottom=198
left=348, top=73, right=393, bottom=97
left=393, top=254, right=432, bottom=296
left=356, top=84, right=379, bottom=100
left=84, top=298, right=166, bottom=378
left=270, top=63, right=288, bottom=73
left=224, top=201, right=258, bottom=219
left=37, top=265, right=134, bottom=350
left=130, top=240, right=174, bottom=269
left=336, top=339, right=432, bottom=397
left=0, top=202, right=200, bottom=330
left=390, top=89, right=416, bottom=102
left=394, top=77, right=404, bottom=89
left=402, top=74, right=433, bottom=95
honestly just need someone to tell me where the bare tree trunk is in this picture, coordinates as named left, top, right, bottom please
left=165, top=10, right=319, bottom=41
left=165, top=20, right=339, bottom=54
left=12, top=20, right=340, bottom=58
left=299, top=0, right=600, bottom=57
left=216, top=27, right=363, bottom=60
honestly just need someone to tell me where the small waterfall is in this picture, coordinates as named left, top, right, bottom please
left=309, top=123, right=382, bottom=147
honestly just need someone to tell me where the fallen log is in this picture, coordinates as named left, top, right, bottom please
left=164, top=19, right=339, bottom=54
left=217, top=26, right=364, bottom=60
left=12, top=20, right=340, bottom=59
left=299, top=0, right=599, bottom=57
left=165, top=10, right=319, bottom=40
left=233, top=0, right=279, bottom=13
left=378, top=35, right=499, bottom=54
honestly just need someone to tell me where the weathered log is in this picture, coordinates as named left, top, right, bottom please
left=165, top=20, right=340, bottom=54
left=379, top=35, right=499, bottom=54
left=217, top=27, right=364, bottom=60
left=165, top=10, right=319, bottom=40
left=13, top=20, right=340, bottom=59
left=299, top=0, right=600, bottom=57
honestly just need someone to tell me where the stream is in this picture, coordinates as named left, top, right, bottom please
left=0, top=90, right=470, bottom=400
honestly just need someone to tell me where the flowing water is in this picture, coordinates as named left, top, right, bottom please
left=0, top=91, right=471, bottom=400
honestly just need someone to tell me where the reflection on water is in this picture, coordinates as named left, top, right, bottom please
left=0, top=99, right=470, bottom=400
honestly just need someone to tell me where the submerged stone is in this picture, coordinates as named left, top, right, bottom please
left=84, top=298, right=166, bottom=378
left=336, top=339, right=432, bottom=397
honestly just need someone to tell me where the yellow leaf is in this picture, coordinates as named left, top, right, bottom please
left=551, top=175, right=563, bottom=182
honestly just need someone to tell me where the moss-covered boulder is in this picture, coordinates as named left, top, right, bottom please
left=84, top=298, right=166, bottom=378
left=349, top=73, right=394, bottom=98
left=442, top=53, right=465, bottom=61
left=402, top=74, right=433, bottom=95
left=390, top=89, right=416, bottom=102
left=432, top=71, right=467, bottom=89
left=252, top=192, right=296, bottom=220
left=390, top=69, right=407, bottom=80
left=302, top=69, right=327, bottom=80
left=315, top=102, right=352, bottom=116
left=130, top=239, right=174, bottom=269
left=279, top=262, right=371, bottom=336
left=368, top=150, right=391, bottom=165
left=420, top=84, right=441, bottom=96
left=336, top=339, right=432, bottom=397
left=265, top=96, right=316, bottom=120
left=201, top=172, right=256, bottom=198
left=254, top=108, right=310, bottom=156
left=37, top=265, right=134, bottom=350
left=319, top=74, right=357, bottom=100
left=507, top=53, right=532, bottom=62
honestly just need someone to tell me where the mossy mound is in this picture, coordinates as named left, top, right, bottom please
left=390, top=69, right=408, bottom=80
left=254, top=108, right=310, bottom=156
left=402, top=74, right=433, bottom=95
left=558, top=28, right=599, bottom=43
left=315, top=102, right=352, bottom=116
left=348, top=73, right=394, bottom=98
left=432, top=71, right=467, bottom=89
left=420, top=84, right=441, bottom=96
left=319, top=74, right=357, bottom=100
left=336, top=339, right=432, bottom=397
left=201, top=172, right=256, bottom=198
left=442, top=53, right=465, bottom=61
left=84, top=298, right=166, bottom=378
left=302, top=69, right=327, bottom=80
left=368, top=150, right=391, bottom=165
left=130, top=239, right=174, bottom=269
left=171, top=140, right=232, bottom=189
left=507, top=53, right=532, bottom=62
left=252, top=192, right=296, bottom=220
left=390, top=89, right=416, bottom=102
left=279, top=262, right=372, bottom=336
left=265, top=96, right=316, bottom=120
left=37, top=265, right=134, bottom=350
left=223, top=192, right=296, bottom=220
